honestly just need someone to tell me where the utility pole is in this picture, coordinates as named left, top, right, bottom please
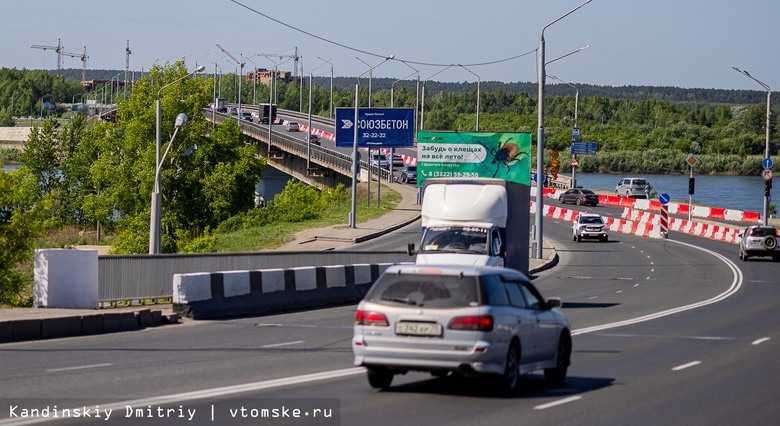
left=125, top=40, right=131, bottom=100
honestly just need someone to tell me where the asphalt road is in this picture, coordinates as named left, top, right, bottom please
left=2, top=213, right=777, bottom=425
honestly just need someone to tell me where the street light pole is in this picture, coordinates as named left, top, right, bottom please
left=149, top=65, right=204, bottom=254
left=534, top=0, right=592, bottom=260
left=350, top=55, right=394, bottom=228
left=308, top=60, right=329, bottom=170
left=457, top=64, right=481, bottom=131
left=733, top=66, right=773, bottom=225
left=317, top=57, right=334, bottom=119
left=548, top=74, right=579, bottom=188
left=216, top=44, right=244, bottom=121
left=421, top=65, right=455, bottom=130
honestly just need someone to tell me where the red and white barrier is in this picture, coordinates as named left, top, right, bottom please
left=621, top=207, right=742, bottom=243
left=530, top=202, right=662, bottom=239
left=598, top=195, right=761, bottom=223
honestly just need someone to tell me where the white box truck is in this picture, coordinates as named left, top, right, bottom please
left=408, top=178, right=529, bottom=273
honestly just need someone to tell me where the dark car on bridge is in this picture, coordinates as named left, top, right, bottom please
left=559, top=188, right=599, bottom=206
left=399, top=165, right=417, bottom=184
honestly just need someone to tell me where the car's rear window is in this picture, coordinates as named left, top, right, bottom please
left=633, top=179, right=646, bottom=186
left=582, top=189, right=595, bottom=195
left=365, top=273, right=479, bottom=308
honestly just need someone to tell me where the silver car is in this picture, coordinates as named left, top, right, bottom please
left=738, top=225, right=780, bottom=261
left=352, top=264, right=571, bottom=392
left=572, top=213, right=609, bottom=242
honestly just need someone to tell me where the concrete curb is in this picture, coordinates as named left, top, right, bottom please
left=0, top=309, right=179, bottom=344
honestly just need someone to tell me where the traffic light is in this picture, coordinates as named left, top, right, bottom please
left=688, top=177, right=695, bottom=195
left=765, top=179, right=772, bottom=197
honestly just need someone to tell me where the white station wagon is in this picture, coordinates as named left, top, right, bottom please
left=352, top=264, right=572, bottom=392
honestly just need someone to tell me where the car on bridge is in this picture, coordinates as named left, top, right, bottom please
left=285, top=122, right=300, bottom=132
left=308, top=134, right=321, bottom=145
left=370, top=153, right=389, bottom=169
left=398, top=165, right=417, bottom=184
left=559, top=188, right=599, bottom=206
left=738, top=225, right=780, bottom=261
left=352, top=264, right=571, bottom=393
left=572, top=213, right=608, bottom=242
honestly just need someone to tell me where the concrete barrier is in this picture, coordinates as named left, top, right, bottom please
left=172, top=263, right=398, bottom=320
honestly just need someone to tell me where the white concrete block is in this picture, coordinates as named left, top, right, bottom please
left=173, top=272, right=212, bottom=303
left=222, top=271, right=250, bottom=297
left=34, top=249, right=98, bottom=309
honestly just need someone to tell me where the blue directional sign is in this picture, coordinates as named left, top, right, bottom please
left=659, top=193, right=670, bottom=205
left=335, top=108, right=415, bottom=148
left=571, top=141, right=597, bottom=155
left=763, top=158, right=773, bottom=169
left=572, top=127, right=580, bottom=141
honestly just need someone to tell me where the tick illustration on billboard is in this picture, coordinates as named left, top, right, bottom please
left=477, top=137, right=529, bottom=177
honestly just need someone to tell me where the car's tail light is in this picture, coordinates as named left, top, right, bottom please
left=355, top=310, right=389, bottom=326
left=448, top=315, right=493, bottom=332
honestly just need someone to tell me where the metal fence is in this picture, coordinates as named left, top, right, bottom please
left=98, top=251, right=414, bottom=303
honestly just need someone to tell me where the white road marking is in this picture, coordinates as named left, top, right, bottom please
left=672, top=361, right=701, bottom=371
left=573, top=240, right=743, bottom=336
left=261, top=340, right=304, bottom=348
left=534, top=395, right=583, bottom=410
left=616, top=290, right=623, bottom=294
left=752, top=337, right=771, bottom=345
left=589, top=296, right=598, bottom=299
left=46, top=363, right=112, bottom=372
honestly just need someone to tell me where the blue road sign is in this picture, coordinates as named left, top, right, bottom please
left=659, top=193, right=670, bottom=205
left=763, top=158, right=773, bottom=169
left=532, top=172, right=546, bottom=184
left=571, top=141, right=597, bottom=155
left=572, top=127, right=580, bottom=141
left=335, top=108, right=415, bottom=148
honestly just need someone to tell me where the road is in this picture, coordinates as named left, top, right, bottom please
left=2, top=212, right=778, bottom=425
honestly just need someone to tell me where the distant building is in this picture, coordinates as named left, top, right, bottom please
left=245, top=68, right=300, bottom=86
left=81, top=79, right=125, bottom=92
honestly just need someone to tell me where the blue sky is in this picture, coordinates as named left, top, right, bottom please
left=3, top=0, right=778, bottom=91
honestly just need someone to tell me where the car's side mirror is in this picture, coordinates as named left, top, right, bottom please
left=547, top=297, right=562, bottom=309
left=407, top=243, right=416, bottom=256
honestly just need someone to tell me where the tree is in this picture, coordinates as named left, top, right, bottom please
left=87, top=61, right=265, bottom=253
left=0, top=167, right=52, bottom=306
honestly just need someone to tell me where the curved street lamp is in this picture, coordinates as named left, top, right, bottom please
left=317, top=57, right=334, bottom=119
left=149, top=65, right=204, bottom=254
left=457, top=64, right=481, bottom=131
left=308, top=60, right=330, bottom=169
left=350, top=55, right=395, bottom=228
left=548, top=74, right=579, bottom=188
left=733, top=66, right=772, bottom=225
left=421, top=64, right=455, bottom=130
left=534, top=0, right=592, bottom=259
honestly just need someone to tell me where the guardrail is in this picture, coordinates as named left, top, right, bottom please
left=98, top=251, right=413, bottom=304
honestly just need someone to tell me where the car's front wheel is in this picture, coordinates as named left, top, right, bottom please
left=366, top=367, right=394, bottom=389
left=544, top=332, right=571, bottom=385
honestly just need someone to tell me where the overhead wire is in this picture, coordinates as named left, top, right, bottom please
left=228, top=0, right=536, bottom=69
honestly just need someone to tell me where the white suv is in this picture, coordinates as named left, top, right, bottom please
left=738, top=225, right=780, bottom=261
left=615, top=177, right=649, bottom=198
left=572, top=213, right=608, bottom=242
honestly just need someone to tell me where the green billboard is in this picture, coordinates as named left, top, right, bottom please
left=416, top=131, right=532, bottom=186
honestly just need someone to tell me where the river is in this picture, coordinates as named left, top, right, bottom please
left=4, top=164, right=774, bottom=213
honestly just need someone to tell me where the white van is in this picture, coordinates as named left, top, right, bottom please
left=615, top=177, right=650, bottom=198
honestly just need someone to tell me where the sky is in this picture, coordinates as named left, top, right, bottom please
left=3, top=0, right=779, bottom=91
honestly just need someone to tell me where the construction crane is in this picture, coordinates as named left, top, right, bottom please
left=31, top=39, right=88, bottom=80
left=253, top=47, right=302, bottom=79
left=31, top=39, right=64, bottom=77
left=124, top=40, right=131, bottom=99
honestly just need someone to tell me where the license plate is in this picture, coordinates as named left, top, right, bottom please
left=395, top=322, right=442, bottom=337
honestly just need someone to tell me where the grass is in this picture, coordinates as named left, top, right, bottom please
left=215, top=181, right=402, bottom=252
